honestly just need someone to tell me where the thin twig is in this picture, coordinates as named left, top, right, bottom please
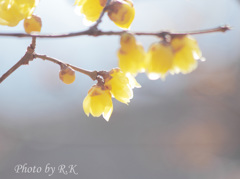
left=174, top=25, right=231, bottom=35
left=34, top=54, right=98, bottom=81
left=0, top=37, right=36, bottom=84
left=92, top=0, right=112, bottom=29
left=0, top=25, right=231, bottom=39
left=31, top=37, right=37, bottom=49
left=0, top=53, right=32, bottom=83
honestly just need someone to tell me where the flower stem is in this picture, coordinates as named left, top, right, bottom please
left=91, top=0, right=112, bottom=29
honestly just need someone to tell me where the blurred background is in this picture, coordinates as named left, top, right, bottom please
left=0, top=0, right=240, bottom=178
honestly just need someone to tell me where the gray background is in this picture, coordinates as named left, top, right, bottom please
left=0, top=0, right=240, bottom=178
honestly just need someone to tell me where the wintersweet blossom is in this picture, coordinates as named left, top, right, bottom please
left=171, top=35, right=203, bottom=74
left=83, top=85, right=113, bottom=121
left=0, top=0, right=37, bottom=27
left=118, top=33, right=146, bottom=75
left=146, top=42, right=174, bottom=80
left=104, top=68, right=140, bottom=104
left=75, top=0, right=107, bottom=23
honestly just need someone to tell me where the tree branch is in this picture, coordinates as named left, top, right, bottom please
left=0, top=25, right=231, bottom=39
left=0, top=37, right=36, bottom=84
left=34, top=54, right=98, bottom=81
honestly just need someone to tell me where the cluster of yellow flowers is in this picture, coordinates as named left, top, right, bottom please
left=0, top=0, right=205, bottom=121
left=0, top=0, right=42, bottom=33
left=147, top=35, right=202, bottom=79
left=83, top=69, right=140, bottom=121
left=75, top=0, right=135, bottom=29
left=118, top=33, right=203, bottom=80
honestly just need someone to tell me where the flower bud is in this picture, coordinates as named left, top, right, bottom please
left=59, top=65, right=76, bottom=84
left=107, top=0, right=135, bottom=29
left=24, top=15, right=42, bottom=34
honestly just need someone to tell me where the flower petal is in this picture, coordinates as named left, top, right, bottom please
left=103, top=103, right=113, bottom=122
left=126, top=73, right=141, bottom=88
left=83, top=95, right=91, bottom=117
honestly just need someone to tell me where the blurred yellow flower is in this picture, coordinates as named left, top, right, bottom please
left=75, top=0, right=107, bottom=23
left=171, top=35, right=202, bottom=74
left=107, top=0, right=135, bottom=29
left=118, top=33, right=146, bottom=75
left=146, top=42, right=174, bottom=80
left=83, top=85, right=113, bottom=121
left=0, top=0, right=37, bottom=27
left=104, top=68, right=140, bottom=104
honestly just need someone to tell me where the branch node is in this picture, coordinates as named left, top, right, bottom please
left=89, top=26, right=100, bottom=36
left=157, top=31, right=170, bottom=38
left=27, top=46, right=34, bottom=54
left=91, top=70, right=98, bottom=81
left=96, top=76, right=105, bottom=86
left=220, top=25, right=232, bottom=32
left=97, top=70, right=110, bottom=80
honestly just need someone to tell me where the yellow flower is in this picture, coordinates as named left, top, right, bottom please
left=0, top=0, right=37, bottom=27
left=171, top=35, right=202, bottom=74
left=83, top=85, right=113, bottom=121
left=24, top=15, right=42, bottom=34
left=104, top=68, right=140, bottom=104
left=75, top=0, right=107, bottom=23
left=146, top=42, right=174, bottom=80
left=118, top=33, right=146, bottom=75
left=107, top=0, right=135, bottom=29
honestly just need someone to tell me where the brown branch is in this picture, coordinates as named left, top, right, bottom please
left=34, top=54, right=98, bottom=81
left=31, top=37, right=37, bottom=49
left=0, top=25, right=231, bottom=39
left=0, top=37, right=36, bottom=84
left=170, top=25, right=232, bottom=38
